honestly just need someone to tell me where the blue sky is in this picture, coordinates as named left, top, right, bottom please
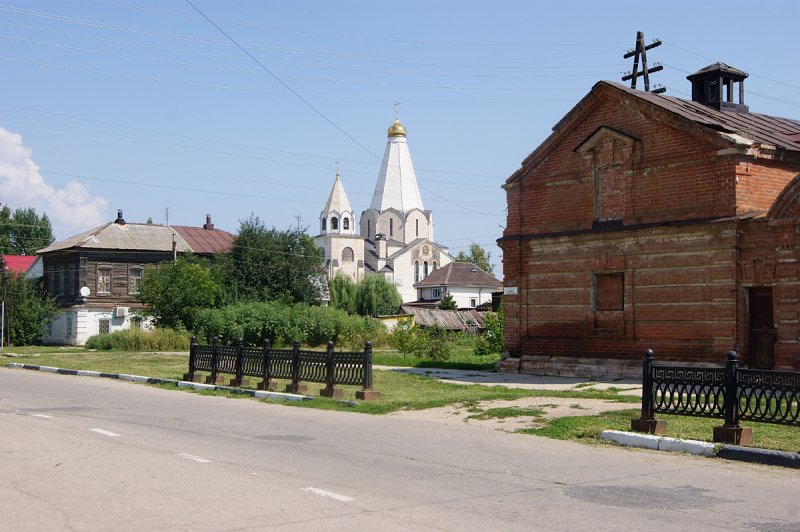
left=1, top=0, right=798, bottom=272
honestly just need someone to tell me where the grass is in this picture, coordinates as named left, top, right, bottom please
left=466, top=406, right=545, bottom=420
left=5, top=348, right=799, bottom=453
left=372, top=349, right=498, bottom=370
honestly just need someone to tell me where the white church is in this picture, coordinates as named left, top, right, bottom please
left=314, top=115, right=453, bottom=303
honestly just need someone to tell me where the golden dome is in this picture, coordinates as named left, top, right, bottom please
left=387, top=117, right=407, bottom=138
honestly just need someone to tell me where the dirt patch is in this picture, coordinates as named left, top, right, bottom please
left=388, top=396, right=634, bottom=432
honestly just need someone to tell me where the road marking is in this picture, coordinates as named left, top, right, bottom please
left=90, top=428, right=120, bottom=437
left=301, top=487, right=354, bottom=502
left=31, top=414, right=53, bottom=419
left=178, top=453, right=211, bottom=463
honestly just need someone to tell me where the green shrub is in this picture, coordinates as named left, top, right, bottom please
left=475, top=305, right=504, bottom=356
left=85, top=327, right=192, bottom=351
left=387, top=322, right=452, bottom=360
left=191, top=301, right=386, bottom=348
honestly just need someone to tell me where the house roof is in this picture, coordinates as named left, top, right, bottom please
left=37, top=222, right=192, bottom=254
left=415, top=261, right=502, bottom=289
left=172, top=225, right=235, bottom=254
left=609, top=81, right=800, bottom=154
left=400, top=305, right=486, bottom=331
left=3, top=255, right=37, bottom=273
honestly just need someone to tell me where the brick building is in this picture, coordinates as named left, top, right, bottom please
left=498, top=63, right=800, bottom=377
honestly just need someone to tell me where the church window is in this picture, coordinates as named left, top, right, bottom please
left=367, top=220, right=371, bottom=238
left=423, top=261, right=429, bottom=278
left=322, top=218, right=326, bottom=231
left=343, top=217, right=350, bottom=230
left=342, top=247, right=354, bottom=262
left=414, top=261, right=419, bottom=284
left=331, top=217, right=339, bottom=230
left=389, top=218, right=393, bottom=236
left=416, top=219, right=419, bottom=237
left=433, top=261, right=438, bottom=270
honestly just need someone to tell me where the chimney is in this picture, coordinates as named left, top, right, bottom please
left=203, top=214, right=214, bottom=230
left=686, top=62, right=749, bottom=113
left=114, top=209, right=126, bottom=225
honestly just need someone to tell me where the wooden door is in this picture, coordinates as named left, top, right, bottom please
left=748, top=287, right=776, bottom=369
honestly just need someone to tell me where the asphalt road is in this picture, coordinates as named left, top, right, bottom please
left=1, top=368, right=798, bottom=532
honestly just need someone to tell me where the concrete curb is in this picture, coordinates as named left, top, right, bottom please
left=5, top=363, right=312, bottom=403
left=600, top=430, right=800, bottom=468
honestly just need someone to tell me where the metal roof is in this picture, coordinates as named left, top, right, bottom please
left=400, top=305, right=486, bottom=331
left=37, top=223, right=192, bottom=254
left=415, top=261, right=502, bottom=289
left=172, top=225, right=235, bottom=254
left=608, top=81, right=800, bottom=153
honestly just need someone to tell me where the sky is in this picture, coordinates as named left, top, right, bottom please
left=1, top=0, right=798, bottom=275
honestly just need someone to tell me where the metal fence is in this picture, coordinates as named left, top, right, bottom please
left=632, top=349, right=800, bottom=444
left=184, top=337, right=379, bottom=401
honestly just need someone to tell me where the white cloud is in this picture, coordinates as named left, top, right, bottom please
left=0, top=126, right=107, bottom=235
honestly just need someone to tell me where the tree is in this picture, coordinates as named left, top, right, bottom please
left=329, top=272, right=357, bottom=314
left=136, top=255, right=222, bottom=329
left=228, top=214, right=324, bottom=304
left=437, top=292, right=457, bottom=310
left=455, top=242, right=495, bottom=275
left=0, top=206, right=55, bottom=255
left=354, top=275, right=402, bottom=317
left=4, top=274, right=56, bottom=345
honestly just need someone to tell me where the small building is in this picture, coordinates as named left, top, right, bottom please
left=37, top=212, right=234, bottom=345
left=2, top=255, right=42, bottom=278
left=499, top=62, right=800, bottom=377
left=413, top=262, right=502, bottom=309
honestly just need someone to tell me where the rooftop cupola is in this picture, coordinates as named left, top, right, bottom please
left=686, top=62, right=749, bottom=113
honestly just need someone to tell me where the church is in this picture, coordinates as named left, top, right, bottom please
left=314, top=115, right=453, bottom=303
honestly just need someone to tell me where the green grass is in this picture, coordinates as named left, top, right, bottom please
left=372, top=349, right=498, bottom=370
left=2, top=350, right=189, bottom=380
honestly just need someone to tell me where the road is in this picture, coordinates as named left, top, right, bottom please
left=1, top=368, right=798, bottom=531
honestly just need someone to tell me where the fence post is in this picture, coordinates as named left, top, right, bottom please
left=320, top=340, right=343, bottom=399
left=205, top=336, right=223, bottom=385
left=285, top=340, right=308, bottom=395
left=258, top=339, right=276, bottom=391
left=356, top=341, right=380, bottom=401
left=713, top=350, right=753, bottom=445
left=229, top=338, right=248, bottom=387
left=183, top=336, right=199, bottom=382
left=630, top=348, right=667, bottom=435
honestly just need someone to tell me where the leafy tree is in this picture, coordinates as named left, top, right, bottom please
left=438, top=292, right=457, bottom=310
left=0, top=205, right=55, bottom=255
left=228, top=214, right=324, bottom=304
left=4, top=274, right=56, bottom=345
left=329, top=272, right=357, bottom=314
left=354, top=275, right=402, bottom=317
left=475, top=302, right=504, bottom=355
left=455, top=242, right=495, bottom=275
left=136, top=255, right=222, bottom=329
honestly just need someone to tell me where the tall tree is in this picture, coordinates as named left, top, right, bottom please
left=228, top=214, right=324, bottom=304
left=329, top=272, right=357, bottom=314
left=0, top=205, right=55, bottom=255
left=4, top=274, right=56, bottom=345
left=354, top=275, right=402, bottom=317
left=136, top=255, right=222, bottom=329
left=455, top=242, right=495, bottom=275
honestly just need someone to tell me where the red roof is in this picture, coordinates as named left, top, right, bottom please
left=3, top=255, right=37, bottom=273
left=172, top=226, right=235, bottom=254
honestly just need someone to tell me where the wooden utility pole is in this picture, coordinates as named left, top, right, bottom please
left=622, top=31, right=665, bottom=94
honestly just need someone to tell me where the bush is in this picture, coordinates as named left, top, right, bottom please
left=387, top=322, right=452, bottom=360
left=191, top=301, right=385, bottom=349
left=475, top=305, right=504, bottom=356
left=86, top=327, right=192, bottom=351
left=5, top=274, right=56, bottom=346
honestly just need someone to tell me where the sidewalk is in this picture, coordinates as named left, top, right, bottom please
left=374, top=365, right=642, bottom=395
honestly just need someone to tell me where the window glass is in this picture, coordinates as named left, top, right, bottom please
left=129, top=267, right=143, bottom=294
left=97, top=267, right=112, bottom=294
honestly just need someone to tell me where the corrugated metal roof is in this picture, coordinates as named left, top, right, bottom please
left=172, top=225, right=235, bottom=254
left=400, top=305, right=486, bottom=331
left=37, top=222, right=192, bottom=254
left=608, top=81, right=800, bottom=153
left=3, top=255, right=36, bottom=272
left=416, top=261, right=502, bottom=289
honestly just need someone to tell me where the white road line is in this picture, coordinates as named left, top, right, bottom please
left=90, top=428, right=120, bottom=437
left=178, top=453, right=211, bottom=463
left=301, top=487, right=355, bottom=502
left=31, top=414, right=53, bottom=419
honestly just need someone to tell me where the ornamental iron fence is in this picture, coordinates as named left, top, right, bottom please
left=631, top=349, right=800, bottom=445
left=184, top=337, right=379, bottom=401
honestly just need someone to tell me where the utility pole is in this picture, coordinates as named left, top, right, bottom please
left=622, top=31, right=666, bottom=94
left=1, top=258, right=6, bottom=350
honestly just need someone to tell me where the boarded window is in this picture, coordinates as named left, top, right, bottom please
left=595, top=273, right=624, bottom=311
left=342, top=247, right=354, bottom=262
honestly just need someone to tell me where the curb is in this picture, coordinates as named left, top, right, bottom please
left=5, top=363, right=312, bottom=403
left=600, top=430, right=800, bottom=469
